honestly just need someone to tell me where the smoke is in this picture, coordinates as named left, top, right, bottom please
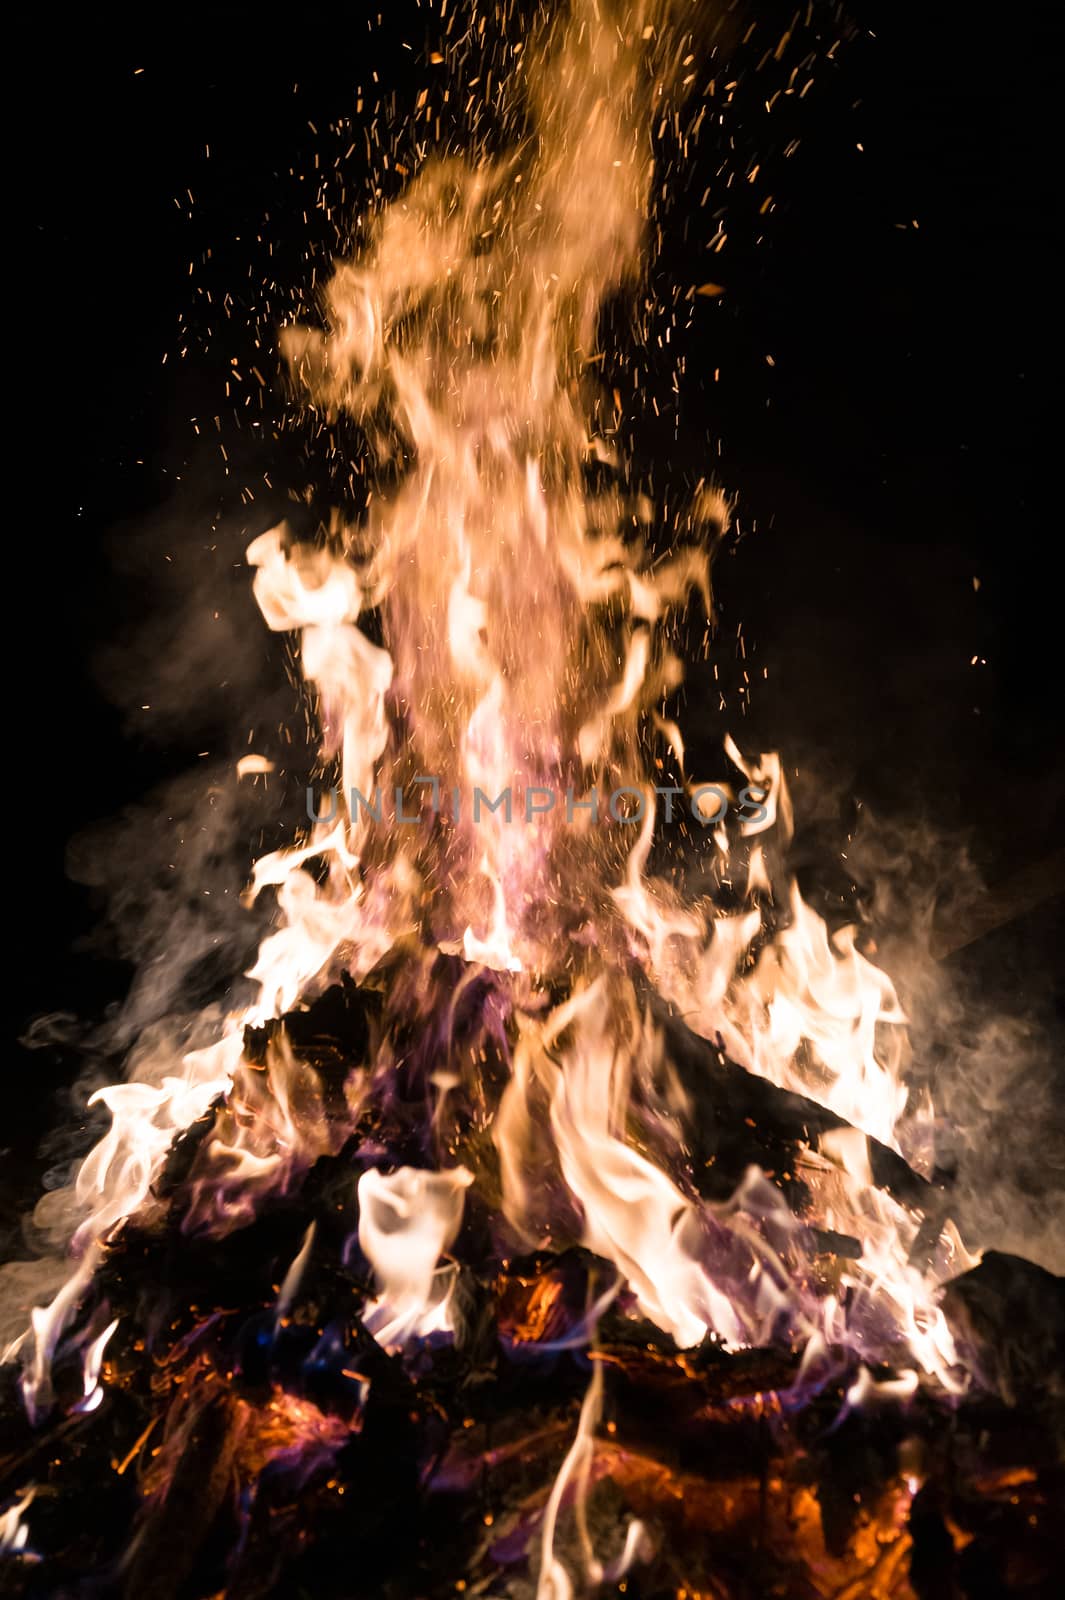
left=842, top=809, right=1065, bottom=1275
left=66, top=762, right=278, bottom=1047
left=1, top=477, right=308, bottom=1329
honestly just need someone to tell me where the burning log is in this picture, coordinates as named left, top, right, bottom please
left=121, top=1386, right=241, bottom=1600
left=4, top=963, right=1062, bottom=1598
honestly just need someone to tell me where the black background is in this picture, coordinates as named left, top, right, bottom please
left=7, top=2, right=1062, bottom=1216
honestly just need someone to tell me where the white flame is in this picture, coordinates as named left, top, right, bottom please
left=0, top=1488, right=36, bottom=1557
left=536, top=1361, right=649, bottom=1600
left=357, top=1165, right=473, bottom=1349
left=75, top=1316, right=119, bottom=1415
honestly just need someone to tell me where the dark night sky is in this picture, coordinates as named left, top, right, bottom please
left=7, top=1, right=1062, bottom=1213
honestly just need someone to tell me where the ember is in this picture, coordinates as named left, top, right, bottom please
left=2, top=2, right=1062, bottom=1597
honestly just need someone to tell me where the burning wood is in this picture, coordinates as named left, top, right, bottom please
left=4, top=968, right=1061, bottom=1595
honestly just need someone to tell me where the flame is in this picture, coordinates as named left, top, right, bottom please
left=74, top=1032, right=243, bottom=1244
left=8, top=0, right=976, bottom=1449
left=0, top=1487, right=36, bottom=1559
left=181, top=1028, right=359, bottom=1236
left=499, top=981, right=751, bottom=1349
left=357, top=1165, right=473, bottom=1348
left=73, top=1315, right=119, bottom=1415
left=537, top=1361, right=649, bottom=1599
